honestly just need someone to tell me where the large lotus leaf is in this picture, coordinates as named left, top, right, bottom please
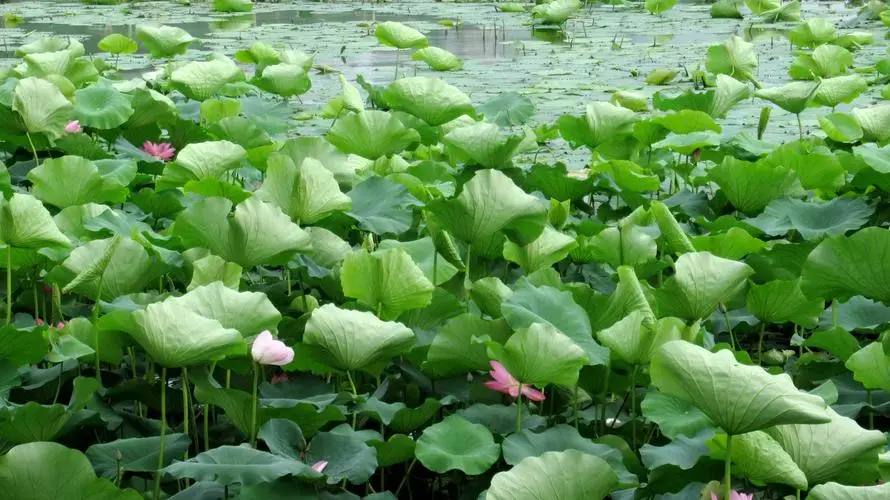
left=159, top=140, right=245, bottom=188
left=163, top=445, right=319, bottom=485
left=765, top=407, right=886, bottom=485
left=171, top=58, right=244, bottom=101
left=16, top=37, right=85, bottom=58
left=645, top=0, right=678, bottom=15
left=691, top=227, right=766, bottom=260
left=576, top=224, right=657, bottom=268
left=478, top=92, right=536, bottom=127
left=327, top=110, right=420, bottom=160
left=656, top=252, right=753, bottom=320
left=256, top=155, right=350, bottom=224
left=651, top=110, right=721, bottom=134
left=649, top=201, right=696, bottom=254
left=556, top=102, right=637, bottom=150
left=800, top=227, right=890, bottom=303
left=212, top=0, right=253, bottom=13
left=381, top=77, right=473, bottom=126
left=377, top=237, right=458, bottom=286
left=424, top=314, right=511, bottom=376
left=531, top=0, right=582, bottom=24
left=347, top=176, right=422, bottom=235
left=709, top=431, right=807, bottom=490
left=846, top=342, right=890, bottom=391
left=652, top=131, right=722, bottom=155
left=812, top=75, right=868, bottom=108
left=135, top=25, right=196, bottom=58
left=97, top=34, right=138, bottom=55
left=587, top=266, right=656, bottom=332
left=162, top=282, right=280, bottom=336
left=303, top=303, right=415, bottom=373
left=760, top=0, right=801, bottom=22
left=819, top=112, right=863, bottom=143
left=755, top=80, right=820, bottom=114
left=502, top=282, right=609, bottom=366
left=340, top=248, right=434, bottom=320
left=598, top=313, right=698, bottom=366
left=764, top=140, right=844, bottom=193
left=412, top=47, right=463, bottom=71
left=809, top=482, right=890, bottom=500
left=503, top=225, right=577, bottom=273
left=374, top=21, right=428, bottom=49
left=86, top=434, right=190, bottom=478
left=745, top=0, right=779, bottom=14
left=28, top=156, right=135, bottom=208
left=593, top=160, right=660, bottom=193
left=427, top=169, right=547, bottom=258
left=706, top=36, right=759, bottom=86
left=710, top=74, right=751, bottom=118
left=490, top=322, right=587, bottom=387
left=12, top=77, right=72, bottom=139
left=709, top=156, right=796, bottom=214
left=0, top=193, right=70, bottom=249
left=852, top=105, right=890, bottom=143
left=487, top=450, right=618, bottom=500
left=789, top=45, right=853, bottom=80
left=51, top=237, right=165, bottom=300
left=126, top=88, right=177, bottom=128
left=306, top=431, right=377, bottom=485
left=747, top=279, right=823, bottom=328
left=650, top=340, right=830, bottom=434
left=0, top=442, right=140, bottom=500
left=747, top=197, right=873, bottom=240
left=641, top=392, right=714, bottom=439
left=788, top=18, right=837, bottom=48
left=253, top=63, right=311, bottom=97
left=172, top=196, right=311, bottom=268
left=443, top=122, right=533, bottom=169
left=72, top=84, right=133, bottom=129
left=188, top=254, right=241, bottom=291
left=415, top=415, right=499, bottom=474
left=20, top=50, right=73, bottom=79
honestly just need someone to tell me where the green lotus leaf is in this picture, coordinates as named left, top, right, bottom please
left=163, top=445, right=319, bottom=485
left=645, top=68, right=679, bottom=85
left=587, top=266, right=656, bottom=332
left=377, top=237, right=458, bottom=286
left=809, top=482, right=890, bottom=500
left=234, top=42, right=280, bottom=73
left=846, top=342, right=890, bottom=391
left=11, top=77, right=72, bottom=139
left=812, top=75, right=868, bottom=108
left=789, top=45, right=853, bottom=80
left=86, top=434, right=191, bottom=478
left=16, top=37, right=84, bottom=58
left=0, top=442, right=140, bottom=500
left=478, top=92, right=536, bottom=127
left=641, top=392, right=714, bottom=439
left=428, top=169, right=547, bottom=258
left=374, top=21, right=428, bottom=49
left=347, top=176, right=422, bottom=235
left=28, top=155, right=135, bottom=208
left=832, top=31, right=874, bottom=50
left=598, top=312, right=698, bottom=366
left=256, top=155, right=350, bottom=224
left=159, top=140, right=246, bottom=189
left=334, top=74, right=363, bottom=113
left=443, top=122, right=534, bottom=169
left=611, top=90, right=649, bottom=112
left=172, top=196, right=312, bottom=268
left=651, top=110, right=721, bottom=134
left=766, top=139, right=845, bottom=193
left=381, top=77, right=473, bottom=126
left=593, top=159, right=660, bottom=193
left=852, top=105, right=890, bottom=143
left=424, top=314, right=511, bottom=376
left=652, top=131, right=722, bottom=155
left=760, top=0, right=800, bottom=22
left=745, top=0, right=778, bottom=14
left=305, top=431, right=378, bottom=485
left=50, top=236, right=166, bottom=300
left=691, top=227, right=766, bottom=260
left=645, top=0, right=678, bottom=15
left=0, top=193, right=70, bottom=249
left=212, top=0, right=253, bottom=13
left=188, top=254, right=241, bottom=291
left=650, top=340, right=830, bottom=434
left=303, top=303, right=415, bottom=372
left=136, top=25, right=195, bottom=58
left=412, top=47, right=463, bottom=71
left=819, top=112, right=863, bottom=143
left=253, top=63, right=311, bottom=98
left=557, top=101, right=637, bottom=150
left=126, top=88, right=177, bottom=127
left=706, top=36, right=760, bottom=86
left=171, top=57, right=244, bottom=101
left=655, top=252, right=753, bottom=320
left=755, top=80, right=820, bottom=114
left=502, top=281, right=609, bottom=366
left=575, top=224, right=657, bottom=268
left=765, top=407, right=886, bottom=486
left=531, top=0, right=582, bottom=24
left=327, top=110, right=420, bottom=160
left=709, top=430, right=807, bottom=490
left=97, top=33, right=137, bottom=54
left=503, top=225, right=577, bottom=273
left=800, top=227, right=890, bottom=303
left=709, top=156, right=796, bottom=214
left=416, top=415, right=499, bottom=474
left=340, top=247, right=434, bottom=320
left=487, top=450, right=618, bottom=500
left=72, top=84, right=133, bottom=129
left=710, top=0, right=743, bottom=18
left=788, top=18, right=836, bottom=48
left=489, top=322, right=588, bottom=387
left=649, top=201, right=695, bottom=255
left=747, top=197, right=873, bottom=240
left=747, top=279, right=824, bottom=328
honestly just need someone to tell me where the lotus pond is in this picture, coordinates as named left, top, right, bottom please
left=4, top=0, right=890, bottom=499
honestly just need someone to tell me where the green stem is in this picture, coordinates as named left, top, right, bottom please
left=796, top=489, right=801, bottom=500
left=394, top=49, right=401, bottom=80
left=757, top=323, right=766, bottom=365
left=347, top=370, right=359, bottom=429
left=92, top=274, right=105, bottom=384
left=395, top=458, right=416, bottom=497
left=250, top=362, right=259, bottom=447
left=721, top=305, right=736, bottom=350
left=572, top=385, right=579, bottom=430
left=516, top=393, right=523, bottom=434
left=204, top=362, right=215, bottom=452
left=630, top=365, right=638, bottom=451
left=831, top=300, right=838, bottom=327
left=153, top=367, right=168, bottom=500
left=796, top=113, right=803, bottom=140
left=868, top=389, right=875, bottom=430
left=463, top=245, right=472, bottom=312
left=5, top=245, right=11, bottom=325
left=285, top=267, right=292, bottom=297
left=182, top=367, right=191, bottom=460
left=32, top=277, right=38, bottom=322
left=25, top=132, right=39, bottom=166
left=599, top=367, right=610, bottom=436
left=724, top=433, right=733, bottom=500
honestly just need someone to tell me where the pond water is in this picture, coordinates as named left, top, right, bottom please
left=1, top=0, right=887, bottom=166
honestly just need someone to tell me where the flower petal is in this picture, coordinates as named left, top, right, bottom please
left=521, top=385, right=546, bottom=402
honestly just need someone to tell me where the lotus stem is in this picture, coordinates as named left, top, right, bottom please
left=796, top=113, right=803, bottom=140
left=599, top=366, right=610, bottom=435
left=250, top=362, right=259, bottom=447
left=516, top=393, right=522, bottom=434
left=630, top=365, right=638, bottom=451
left=721, top=304, right=736, bottom=350
left=182, top=367, right=190, bottom=460
left=724, top=433, right=733, bottom=500
left=868, top=389, right=874, bottom=429
left=347, top=370, right=359, bottom=429
left=25, top=132, right=39, bottom=166
left=93, top=274, right=105, bottom=384
left=757, top=323, right=766, bottom=365
left=5, top=245, right=11, bottom=325
left=154, top=367, right=168, bottom=500
left=394, top=49, right=400, bottom=80
left=204, top=362, right=215, bottom=451
left=573, top=385, right=579, bottom=430
left=831, top=300, right=837, bottom=327
left=31, top=277, right=37, bottom=322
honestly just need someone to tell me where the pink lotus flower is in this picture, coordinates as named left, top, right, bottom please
left=311, top=460, right=328, bottom=473
left=484, top=360, right=546, bottom=401
left=35, top=318, right=44, bottom=326
left=64, top=120, right=82, bottom=133
left=711, top=492, right=754, bottom=500
left=251, top=330, right=294, bottom=366
left=142, top=141, right=176, bottom=161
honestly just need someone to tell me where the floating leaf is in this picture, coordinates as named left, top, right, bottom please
left=415, top=415, right=499, bottom=475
